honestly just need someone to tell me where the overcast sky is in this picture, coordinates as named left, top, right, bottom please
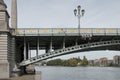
left=4, top=0, right=120, bottom=60
left=5, top=0, right=120, bottom=28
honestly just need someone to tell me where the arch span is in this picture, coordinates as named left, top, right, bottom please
left=19, top=40, right=120, bottom=66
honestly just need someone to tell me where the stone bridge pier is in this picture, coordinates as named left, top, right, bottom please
left=0, top=0, right=21, bottom=79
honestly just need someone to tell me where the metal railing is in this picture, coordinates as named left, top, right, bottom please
left=15, top=28, right=120, bottom=36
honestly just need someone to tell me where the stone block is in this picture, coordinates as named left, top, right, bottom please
left=0, top=51, right=7, bottom=55
left=0, top=46, right=7, bottom=50
left=0, top=62, right=9, bottom=79
left=0, top=42, right=7, bottom=45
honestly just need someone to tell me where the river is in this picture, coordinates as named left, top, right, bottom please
left=35, top=66, right=120, bottom=80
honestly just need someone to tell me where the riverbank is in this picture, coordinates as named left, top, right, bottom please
left=9, top=72, right=41, bottom=80
left=10, top=74, right=35, bottom=80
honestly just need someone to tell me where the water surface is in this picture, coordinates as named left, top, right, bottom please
left=36, top=66, right=120, bottom=80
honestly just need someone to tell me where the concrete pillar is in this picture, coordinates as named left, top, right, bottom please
left=63, top=37, right=65, bottom=48
left=11, top=0, right=17, bottom=28
left=46, top=38, right=52, bottom=53
left=30, top=49, right=31, bottom=59
left=46, top=49, right=48, bottom=53
left=23, top=38, right=26, bottom=60
left=50, top=37, right=52, bottom=52
left=75, top=39, right=78, bottom=46
left=36, top=38, right=39, bottom=58
left=46, top=46, right=49, bottom=53
left=28, top=43, right=31, bottom=59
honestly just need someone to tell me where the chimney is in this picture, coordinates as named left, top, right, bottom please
left=11, top=0, right=17, bottom=29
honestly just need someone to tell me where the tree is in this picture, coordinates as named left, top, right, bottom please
left=47, top=59, right=63, bottom=66
left=81, top=56, right=88, bottom=66
left=68, top=58, right=78, bottom=67
left=62, top=60, right=69, bottom=66
left=46, top=57, right=85, bottom=67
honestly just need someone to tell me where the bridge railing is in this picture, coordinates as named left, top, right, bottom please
left=15, top=28, right=120, bottom=36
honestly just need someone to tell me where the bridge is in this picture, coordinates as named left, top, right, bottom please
left=15, top=28, right=120, bottom=66
left=0, top=0, right=120, bottom=79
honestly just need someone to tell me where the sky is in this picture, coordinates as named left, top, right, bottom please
left=4, top=0, right=120, bottom=60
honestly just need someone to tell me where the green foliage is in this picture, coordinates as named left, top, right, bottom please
left=47, top=59, right=63, bottom=66
left=44, top=56, right=120, bottom=67
left=68, top=58, right=78, bottom=67
left=46, top=56, right=89, bottom=67
left=80, top=56, right=88, bottom=66
left=62, top=60, right=69, bottom=66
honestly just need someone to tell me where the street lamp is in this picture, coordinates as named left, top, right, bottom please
left=74, top=5, right=85, bottom=35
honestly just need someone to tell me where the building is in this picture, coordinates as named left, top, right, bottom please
left=107, top=60, right=113, bottom=66
left=94, top=59, right=99, bottom=66
left=88, top=60, right=94, bottom=66
left=113, top=55, right=120, bottom=65
left=99, top=57, right=108, bottom=67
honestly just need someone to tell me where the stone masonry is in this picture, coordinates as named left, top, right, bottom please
left=0, top=0, right=16, bottom=79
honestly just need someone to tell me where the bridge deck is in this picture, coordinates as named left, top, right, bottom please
left=15, top=28, right=120, bottom=49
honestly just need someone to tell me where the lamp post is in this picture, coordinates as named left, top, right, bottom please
left=74, top=5, right=85, bottom=35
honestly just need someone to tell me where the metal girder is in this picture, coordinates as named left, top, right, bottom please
left=19, top=40, right=120, bottom=66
